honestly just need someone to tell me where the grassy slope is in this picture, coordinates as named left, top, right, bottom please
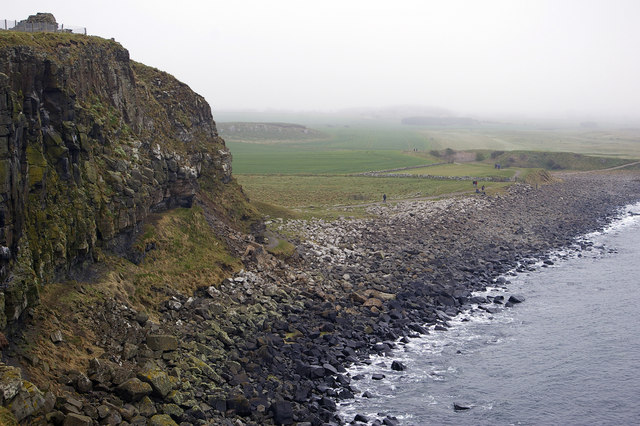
left=22, top=205, right=243, bottom=391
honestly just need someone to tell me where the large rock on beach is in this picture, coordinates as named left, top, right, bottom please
left=146, top=335, right=178, bottom=352
left=116, top=378, right=153, bottom=402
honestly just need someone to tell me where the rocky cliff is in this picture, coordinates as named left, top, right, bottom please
left=0, top=31, right=255, bottom=330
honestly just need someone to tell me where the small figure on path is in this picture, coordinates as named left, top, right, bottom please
left=383, top=194, right=387, bottom=203
left=481, top=185, right=485, bottom=194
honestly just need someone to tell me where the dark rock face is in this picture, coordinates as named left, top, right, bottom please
left=0, top=33, right=238, bottom=327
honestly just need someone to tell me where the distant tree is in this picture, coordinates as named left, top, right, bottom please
left=476, top=152, right=486, bottom=162
left=490, top=150, right=504, bottom=159
left=430, top=150, right=441, bottom=158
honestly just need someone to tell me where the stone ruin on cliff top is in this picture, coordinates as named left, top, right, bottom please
left=5, top=13, right=86, bottom=34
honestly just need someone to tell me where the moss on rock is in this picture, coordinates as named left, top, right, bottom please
left=0, top=31, right=260, bottom=328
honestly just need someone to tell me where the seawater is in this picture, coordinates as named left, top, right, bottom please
left=339, top=202, right=640, bottom=425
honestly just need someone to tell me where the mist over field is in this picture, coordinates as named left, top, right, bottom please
left=5, top=0, right=640, bottom=122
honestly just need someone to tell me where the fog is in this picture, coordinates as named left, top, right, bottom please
left=4, top=0, right=640, bottom=120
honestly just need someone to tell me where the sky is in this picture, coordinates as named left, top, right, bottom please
left=4, top=0, right=640, bottom=119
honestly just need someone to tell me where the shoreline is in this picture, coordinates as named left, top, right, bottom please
left=266, top=171, right=640, bottom=424
left=13, top=171, right=640, bottom=426
left=335, top=202, right=640, bottom=424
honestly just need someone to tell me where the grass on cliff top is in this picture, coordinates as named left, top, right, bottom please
left=0, top=31, right=121, bottom=52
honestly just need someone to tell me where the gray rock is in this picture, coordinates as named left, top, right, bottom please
left=116, top=378, right=153, bottom=402
left=0, top=364, right=23, bottom=403
left=146, top=334, right=178, bottom=352
left=137, top=396, right=157, bottom=417
left=508, top=294, right=525, bottom=304
left=50, top=330, right=64, bottom=343
left=148, top=414, right=179, bottom=426
left=391, top=360, right=406, bottom=371
left=75, top=373, right=92, bottom=393
left=453, top=402, right=471, bottom=411
left=137, top=369, right=174, bottom=398
left=62, top=413, right=93, bottom=426
left=271, top=400, right=293, bottom=425
left=8, top=381, right=46, bottom=421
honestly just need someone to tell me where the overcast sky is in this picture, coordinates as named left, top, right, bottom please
left=4, top=0, right=640, bottom=119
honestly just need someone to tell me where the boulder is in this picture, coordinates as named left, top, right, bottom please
left=148, top=414, right=179, bottom=426
left=227, top=393, right=251, bottom=417
left=508, top=294, right=525, bottom=304
left=146, top=334, right=178, bottom=352
left=271, top=400, right=294, bottom=425
left=116, top=378, right=153, bottom=402
left=50, top=330, right=64, bottom=343
left=137, top=396, right=157, bottom=417
left=137, top=369, right=174, bottom=398
left=7, top=381, right=46, bottom=421
left=383, top=415, right=400, bottom=425
left=453, top=402, right=471, bottom=411
left=87, top=358, right=114, bottom=385
left=161, top=403, right=183, bottom=419
left=62, top=413, right=93, bottom=426
left=363, top=298, right=383, bottom=308
left=364, top=289, right=396, bottom=301
left=354, top=413, right=369, bottom=423
left=0, top=364, right=23, bottom=403
left=391, top=360, right=406, bottom=371
left=75, top=373, right=92, bottom=393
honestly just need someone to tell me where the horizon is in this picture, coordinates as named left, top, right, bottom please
left=3, top=1, right=640, bottom=122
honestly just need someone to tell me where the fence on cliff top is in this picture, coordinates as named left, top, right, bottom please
left=0, top=19, right=87, bottom=35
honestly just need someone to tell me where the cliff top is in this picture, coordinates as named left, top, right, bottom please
left=0, top=30, right=119, bottom=52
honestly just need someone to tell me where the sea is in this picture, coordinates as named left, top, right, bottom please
left=339, top=202, right=640, bottom=425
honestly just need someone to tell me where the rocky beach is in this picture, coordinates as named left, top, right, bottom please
left=7, top=171, right=635, bottom=426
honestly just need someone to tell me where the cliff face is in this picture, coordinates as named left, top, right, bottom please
left=0, top=32, right=247, bottom=328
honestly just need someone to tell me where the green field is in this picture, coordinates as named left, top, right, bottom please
left=237, top=175, right=509, bottom=208
left=217, top=111, right=640, bottom=212
left=227, top=145, right=432, bottom=174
